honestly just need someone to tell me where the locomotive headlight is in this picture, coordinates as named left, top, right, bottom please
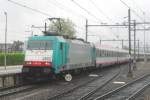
left=25, top=61, right=32, bottom=65
left=45, top=62, right=50, bottom=65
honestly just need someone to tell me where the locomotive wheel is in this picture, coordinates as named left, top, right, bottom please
left=64, top=74, right=72, bottom=82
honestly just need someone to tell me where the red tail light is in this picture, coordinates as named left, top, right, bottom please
left=24, top=61, right=51, bottom=67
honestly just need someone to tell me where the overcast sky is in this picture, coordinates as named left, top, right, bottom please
left=0, top=0, right=150, bottom=48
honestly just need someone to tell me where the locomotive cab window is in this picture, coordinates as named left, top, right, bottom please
left=27, top=40, right=52, bottom=50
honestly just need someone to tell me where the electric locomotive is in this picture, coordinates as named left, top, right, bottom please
left=22, top=33, right=96, bottom=81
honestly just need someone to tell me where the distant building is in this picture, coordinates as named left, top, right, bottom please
left=0, top=43, right=13, bottom=52
left=0, top=42, right=24, bottom=52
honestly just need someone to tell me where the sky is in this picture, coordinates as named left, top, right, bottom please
left=0, top=0, right=150, bottom=48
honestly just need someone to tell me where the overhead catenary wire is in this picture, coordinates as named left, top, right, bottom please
left=131, top=0, right=144, bottom=14
left=47, top=0, right=98, bottom=24
left=120, top=0, right=147, bottom=31
left=120, top=0, right=150, bottom=53
left=8, top=0, right=122, bottom=40
left=8, top=0, right=52, bottom=17
left=52, top=1, right=85, bottom=17
left=8, top=0, right=90, bottom=35
left=71, top=0, right=102, bottom=23
left=87, top=0, right=121, bottom=39
left=88, top=0, right=112, bottom=22
left=119, top=0, right=144, bottom=22
left=71, top=0, right=119, bottom=39
left=131, top=0, right=150, bottom=21
left=120, top=0, right=130, bottom=9
left=49, top=0, right=99, bottom=34
left=47, top=0, right=85, bottom=19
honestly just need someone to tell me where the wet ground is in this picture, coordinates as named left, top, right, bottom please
left=133, top=62, right=150, bottom=100
left=1, top=61, right=150, bottom=100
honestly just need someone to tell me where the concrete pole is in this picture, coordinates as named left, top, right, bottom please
left=143, top=12, right=147, bottom=62
left=133, top=20, right=136, bottom=70
left=85, top=19, right=88, bottom=42
left=4, top=12, right=7, bottom=70
left=138, top=40, right=139, bottom=59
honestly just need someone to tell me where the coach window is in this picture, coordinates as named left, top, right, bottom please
left=96, top=49, right=98, bottom=56
left=106, top=51, right=108, bottom=56
left=107, top=51, right=109, bottom=56
left=99, top=50, right=101, bottom=56
left=101, top=50, right=104, bottom=56
left=100, top=50, right=102, bottom=56
left=107, top=51, right=108, bottom=56
left=118, top=52, right=120, bottom=57
left=104, top=51, right=107, bottom=56
left=104, top=51, right=106, bottom=56
left=104, top=50, right=106, bottom=56
left=101, top=50, right=103, bottom=56
left=102, top=50, right=104, bottom=56
left=103, top=50, right=105, bottom=56
left=112, top=51, right=114, bottom=57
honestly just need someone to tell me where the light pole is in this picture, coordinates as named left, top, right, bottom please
left=4, top=12, right=7, bottom=69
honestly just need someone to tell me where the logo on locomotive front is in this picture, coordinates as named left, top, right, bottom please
left=24, top=50, right=53, bottom=67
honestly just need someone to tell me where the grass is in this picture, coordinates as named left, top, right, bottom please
left=0, top=53, right=24, bottom=66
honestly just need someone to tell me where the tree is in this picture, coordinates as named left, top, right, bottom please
left=11, top=40, right=24, bottom=52
left=48, top=18, right=76, bottom=38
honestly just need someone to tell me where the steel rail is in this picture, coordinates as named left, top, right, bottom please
left=0, top=80, right=50, bottom=98
left=48, top=66, right=121, bottom=100
left=0, top=84, right=37, bottom=98
left=78, top=67, right=121, bottom=100
left=127, top=80, right=150, bottom=100
left=48, top=75, right=102, bottom=100
left=94, top=73, right=150, bottom=100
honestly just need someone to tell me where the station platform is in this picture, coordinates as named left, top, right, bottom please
left=0, top=65, right=22, bottom=76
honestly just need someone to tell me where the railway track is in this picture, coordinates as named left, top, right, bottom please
left=48, top=66, right=121, bottom=100
left=0, top=84, right=37, bottom=98
left=94, top=73, right=150, bottom=100
left=0, top=80, right=50, bottom=99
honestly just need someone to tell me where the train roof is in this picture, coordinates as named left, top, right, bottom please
left=95, top=45, right=128, bottom=53
left=28, top=35, right=93, bottom=46
left=95, top=45, right=150, bottom=55
left=28, top=35, right=67, bottom=43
